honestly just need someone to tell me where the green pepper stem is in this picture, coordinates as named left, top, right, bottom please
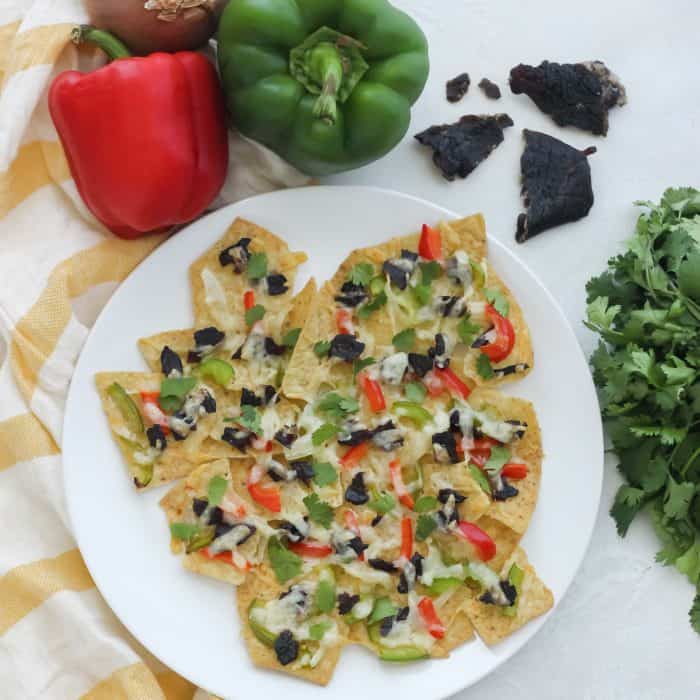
left=309, top=42, right=344, bottom=124
left=71, top=25, right=132, bottom=61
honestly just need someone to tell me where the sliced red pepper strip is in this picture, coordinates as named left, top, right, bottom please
left=469, top=437, right=501, bottom=468
left=287, top=540, right=333, bottom=558
left=400, top=517, right=413, bottom=560
left=423, top=370, right=445, bottom=397
left=243, top=290, right=255, bottom=310
left=418, top=224, right=442, bottom=261
left=247, top=466, right=281, bottom=512
left=340, top=441, right=369, bottom=469
left=434, top=367, right=471, bottom=400
left=501, top=463, right=528, bottom=480
left=335, top=308, right=355, bottom=335
left=389, top=459, right=415, bottom=510
left=417, top=597, right=446, bottom=639
left=139, top=391, right=170, bottom=434
left=344, top=509, right=365, bottom=561
left=481, top=303, right=516, bottom=363
left=455, top=521, right=497, bottom=562
left=200, top=548, right=251, bottom=570
left=360, top=373, right=386, bottom=412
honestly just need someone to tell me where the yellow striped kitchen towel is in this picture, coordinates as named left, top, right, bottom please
left=0, top=2, right=307, bottom=698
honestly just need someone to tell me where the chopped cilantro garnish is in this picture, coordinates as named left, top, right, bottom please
left=312, top=423, right=338, bottom=446
left=484, top=287, right=509, bottom=317
left=411, top=284, right=431, bottom=307
left=476, top=353, right=495, bottom=379
left=317, top=392, right=359, bottom=421
left=315, top=581, right=335, bottom=614
left=282, top=327, right=301, bottom=348
left=207, top=475, right=228, bottom=506
left=245, top=304, right=266, bottom=327
left=413, top=495, right=439, bottom=513
left=247, top=252, right=268, bottom=280
left=312, top=462, right=337, bottom=487
left=303, top=493, right=334, bottom=528
left=420, top=260, right=442, bottom=285
left=484, top=445, right=510, bottom=477
left=358, top=291, right=387, bottom=319
left=404, top=381, right=427, bottom=403
left=158, top=376, right=197, bottom=413
left=170, top=522, right=200, bottom=541
left=457, top=316, right=481, bottom=345
left=416, top=514, right=437, bottom=541
left=268, top=537, right=302, bottom=583
left=313, top=340, right=331, bottom=357
left=238, top=404, right=261, bottom=434
left=368, top=491, right=395, bottom=515
left=353, top=356, right=376, bottom=378
left=350, top=262, right=374, bottom=286
left=392, top=328, right=416, bottom=352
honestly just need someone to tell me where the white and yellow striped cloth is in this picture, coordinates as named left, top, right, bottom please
left=0, top=2, right=307, bottom=697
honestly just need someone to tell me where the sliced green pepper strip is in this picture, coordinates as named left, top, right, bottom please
left=248, top=600, right=276, bottom=647
left=502, top=563, right=525, bottom=618
left=107, top=382, right=145, bottom=441
left=315, top=567, right=336, bottom=614
left=198, top=358, right=234, bottom=387
left=185, top=525, right=216, bottom=553
left=426, top=577, right=463, bottom=597
left=392, top=401, right=432, bottom=427
left=470, top=260, right=485, bottom=288
left=116, top=437, right=154, bottom=488
left=369, top=276, right=386, bottom=297
left=367, top=623, right=428, bottom=662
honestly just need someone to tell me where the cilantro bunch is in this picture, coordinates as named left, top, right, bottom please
left=585, top=188, right=700, bottom=634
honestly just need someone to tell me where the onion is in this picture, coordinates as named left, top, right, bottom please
left=85, top=0, right=228, bottom=55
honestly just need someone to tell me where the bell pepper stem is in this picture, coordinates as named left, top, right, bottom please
left=309, top=43, right=344, bottom=124
left=71, top=25, right=132, bottom=61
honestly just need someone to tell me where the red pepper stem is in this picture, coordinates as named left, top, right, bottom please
left=309, top=43, right=343, bottom=124
left=71, top=25, right=132, bottom=61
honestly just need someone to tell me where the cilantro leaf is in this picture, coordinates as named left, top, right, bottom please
left=207, top=475, right=228, bottom=506
left=457, top=316, right=481, bottom=345
left=368, top=492, right=395, bottom=515
left=411, top=284, right=431, bottom=307
left=353, top=356, right=376, bottom=378
left=610, top=485, right=647, bottom=536
left=238, top=405, right=261, bottom=434
left=392, top=328, right=416, bottom=352
left=420, top=261, right=442, bottom=286
left=245, top=304, right=266, bottom=327
left=317, top=392, right=359, bottom=421
left=484, top=445, right=510, bottom=477
left=159, top=376, right=197, bottom=413
left=312, top=462, right=337, bottom=487
left=358, top=291, right=387, bottom=319
left=476, top=353, right=494, bottom=379
left=484, top=287, right=509, bottom=317
left=303, top=493, right=334, bottom=528
left=416, top=514, right=437, bottom=541
left=350, top=263, right=374, bottom=286
left=282, top=327, right=301, bottom=348
left=247, top=252, right=268, bottom=280
left=313, top=340, right=331, bottom=357
left=268, top=537, right=302, bottom=583
left=690, top=593, right=700, bottom=634
left=664, top=479, right=696, bottom=520
left=676, top=542, right=700, bottom=585
left=404, top=381, right=427, bottom=403
left=312, top=423, right=338, bottom=446
left=414, top=495, right=439, bottom=513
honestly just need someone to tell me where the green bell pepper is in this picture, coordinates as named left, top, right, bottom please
left=217, top=0, right=429, bottom=175
left=248, top=600, right=276, bottom=646
left=367, top=622, right=428, bottom=662
left=197, top=358, right=235, bottom=387
left=392, top=401, right=432, bottom=427
left=501, top=563, right=524, bottom=618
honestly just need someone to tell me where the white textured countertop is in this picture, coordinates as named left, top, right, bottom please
left=329, top=0, right=700, bottom=696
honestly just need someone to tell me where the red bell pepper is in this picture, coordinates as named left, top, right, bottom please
left=469, top=437, right=500, bottom=468
left=340, top=442, right=369, bottom=469
left=200, top=548, right=251, bottom=570
left=335, top=308, right=355, bottom=335
left=423, top=370, right=445, bottom=397
left=360, top=373, right=386, bottom=412
left=243, top=290, right=255, bottom=310
left=418, top=224, right=442, bottom=260
left=417, top=597, right=446, bottom=639
left=287, top=540, right=334, bottom=558
left=49, top=26, right=228, bottom=240
left=480, top=304, right=516, bottom=363
left=389, top=459, right=415, bottom=510
left=434, top=367, right=471, bottom=400
left=455, top=521, right=496, bottom=562
left=247, top=465, right=281, bottom=512
left=502, top=463, right=528, bottom=480
left=400, top=517, right=413, bottom=560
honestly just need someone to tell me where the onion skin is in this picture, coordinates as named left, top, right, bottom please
left=85, top=1, right=228, bottom=55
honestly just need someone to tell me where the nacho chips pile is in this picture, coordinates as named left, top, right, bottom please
left=97, top=216, right=552, bottom=685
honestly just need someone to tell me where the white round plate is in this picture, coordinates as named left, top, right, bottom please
left=64, top=186, right=603, bottom=700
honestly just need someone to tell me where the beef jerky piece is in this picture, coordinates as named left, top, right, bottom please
left=446, top=72, right=470, bottom=102
left=415, top=114, right=514, bottom=182
left=516, top=129, right=596, bottom=243
left=478, top=78, right=501, bottom=99
left=509, top=60, right=626, bottom=136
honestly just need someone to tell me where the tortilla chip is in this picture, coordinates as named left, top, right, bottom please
left=190, top=218, right=307, bottom=336
left=432, top=587, right=476, bottom=654
left=160, top=459, right=265, bottom=585
left=95, top=372, right=215, bottom=489
left=235, top=566, right=346, bottom=686
left=469, top=388, right=543, bottom=534
left=422, top=461, right=491, bottom=522
left=464, top=547, right=553, bottom=645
